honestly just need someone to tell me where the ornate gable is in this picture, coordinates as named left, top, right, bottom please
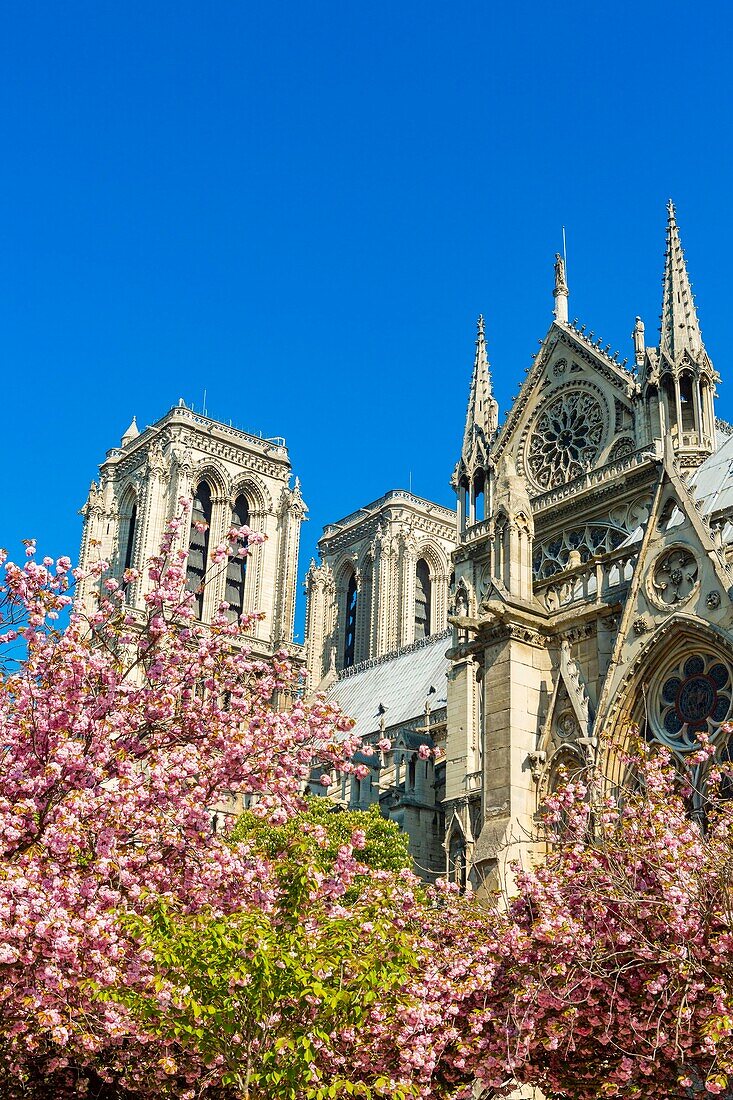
left=491, top=321, right=637, bottom=499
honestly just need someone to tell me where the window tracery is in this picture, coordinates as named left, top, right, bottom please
left=655, top=653, right=733, bottom=751
left=533, top=524, right=626, bottom=578
left=609, top=436, right=634, bottom=461
left=526, top=390, right=605, bottom=490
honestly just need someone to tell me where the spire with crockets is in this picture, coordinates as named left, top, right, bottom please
left=460, top=314, right=499, bottom=467
left=660, top=199, right=707, bottom=365
left=452, top=315, right=499, bottom=531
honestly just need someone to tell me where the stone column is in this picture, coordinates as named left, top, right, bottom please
left=305, top=562, right=326, bottom=686
left=674, top=376, right=683, bottom=438
left=247, top=509, right=269, bottom=642
left=399, top=532, right=417, bottom=647
left=273, top=482, right=306, bottom=645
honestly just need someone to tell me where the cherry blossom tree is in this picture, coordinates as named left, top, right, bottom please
left=433, top=740, right=733, bottom=1100
left=0, top=506, right=366, bottom=1097
left=9, top=503, right=733, bottom=1100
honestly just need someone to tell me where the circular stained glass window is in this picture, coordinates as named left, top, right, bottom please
left=526, top=390, right=605, bottom=490
left=657, top=653, right=733, bottom=750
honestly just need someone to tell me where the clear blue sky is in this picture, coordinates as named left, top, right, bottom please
left=2, top=1, right=732, bottom=642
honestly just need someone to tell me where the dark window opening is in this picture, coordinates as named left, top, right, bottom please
left=663, top=376, right=677, bottom=429
left=680, top=374, right=695, bottom=432
left=122, top=504, right=137, bottom=574
left=226, top=494, right=250, bottom=621
left=415, top=559, right=431, bottom=640
left=474, top=473, right=485, bottom=522
left=187, top=481, right=212, bottom=619
left=343, top=573, right=358, bottom=668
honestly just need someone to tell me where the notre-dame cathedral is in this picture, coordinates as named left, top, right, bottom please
left=79, top=203, right=733, bottom=890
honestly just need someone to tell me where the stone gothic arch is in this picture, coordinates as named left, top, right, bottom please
left=230, top=473, right=272, bottom=515
left=603, top=617, right=733, bottom=787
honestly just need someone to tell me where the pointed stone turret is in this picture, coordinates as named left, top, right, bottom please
left=639, top=203, right=718, bottom=469
left=660, top=200, right=705, bottom=364
left=461, top=315, right=499, bottom=461
left=453, top=316, right=498, bottom=530
left=121, top=416, right=139, bottom=447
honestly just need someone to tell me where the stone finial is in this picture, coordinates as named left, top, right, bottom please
left=632, top=316, right=645, bottom=368
left=121, top=416, right=139, bottom=447
left=553, top=252, right=569, bottom=325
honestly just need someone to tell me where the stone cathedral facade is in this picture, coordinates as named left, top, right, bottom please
left=79, top=204, right=733, bottom=890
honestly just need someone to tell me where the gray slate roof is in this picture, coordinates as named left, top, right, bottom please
left=326, top=632, right=450, bottom=741
left=689, top=430, right=733, bottom=525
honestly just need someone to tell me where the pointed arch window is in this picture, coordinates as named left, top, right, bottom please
left=343, top=573, right=358, bottom=668
left=415, top=559, right=431, bottom=640
left=123, top=504, right=137, bottom=573
left=187, top=481, right=212, bottom=619
left=473, top=472, right=486, bottom=523
left=225, top=493, right=250, bottom=621
left=118, top=499, right=137, bottom=599
left=679, top=373, right=695, bottom=432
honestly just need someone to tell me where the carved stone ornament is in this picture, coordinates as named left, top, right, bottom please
left=633, top=616, right=648, bottom=635
left=609, top=436, right=634, bottom=462
left=649, top=547, right=699, bottom=609
left=526, top=389, right=605, bottom=490
left=706, top=590, right=722, bottom=609
left=556, top=709, right=579, bottom=741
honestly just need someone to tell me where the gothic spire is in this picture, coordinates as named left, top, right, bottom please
left=660, top=200, right=705, bottom=362
left=461, top=315, right=498, bottom=467
left=121, top=416, right=139, bottom=447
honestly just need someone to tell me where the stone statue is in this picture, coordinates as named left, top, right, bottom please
left=554, top=252, right=566, bottom=288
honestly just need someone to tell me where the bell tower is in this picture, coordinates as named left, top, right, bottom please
left=79, top=403, right=306, bottom=661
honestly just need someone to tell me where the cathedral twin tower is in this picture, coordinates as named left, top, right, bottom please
left=80, top=205, right=733, bottom=888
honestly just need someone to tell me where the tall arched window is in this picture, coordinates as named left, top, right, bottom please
left=122, top=504, right=137, bottom=573
left=225, top=493, right=250, bottom=621
left=187, top=481, right=212, bottom=619
left=118, top=499, right=137, bottom=599
left=415, top=559, right=431, bottom=640
left=343, top=573, right=358, bottom=668
left=474, top=472, right=485, bottom=522
left=662, top=375, right=677, bottom=432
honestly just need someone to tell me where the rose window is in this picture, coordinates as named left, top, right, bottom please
left=657, top=653, right=732, bottom=750
left=526, top=391, right=605, bottom=490
left=651, top=547, right=698, bottom=608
